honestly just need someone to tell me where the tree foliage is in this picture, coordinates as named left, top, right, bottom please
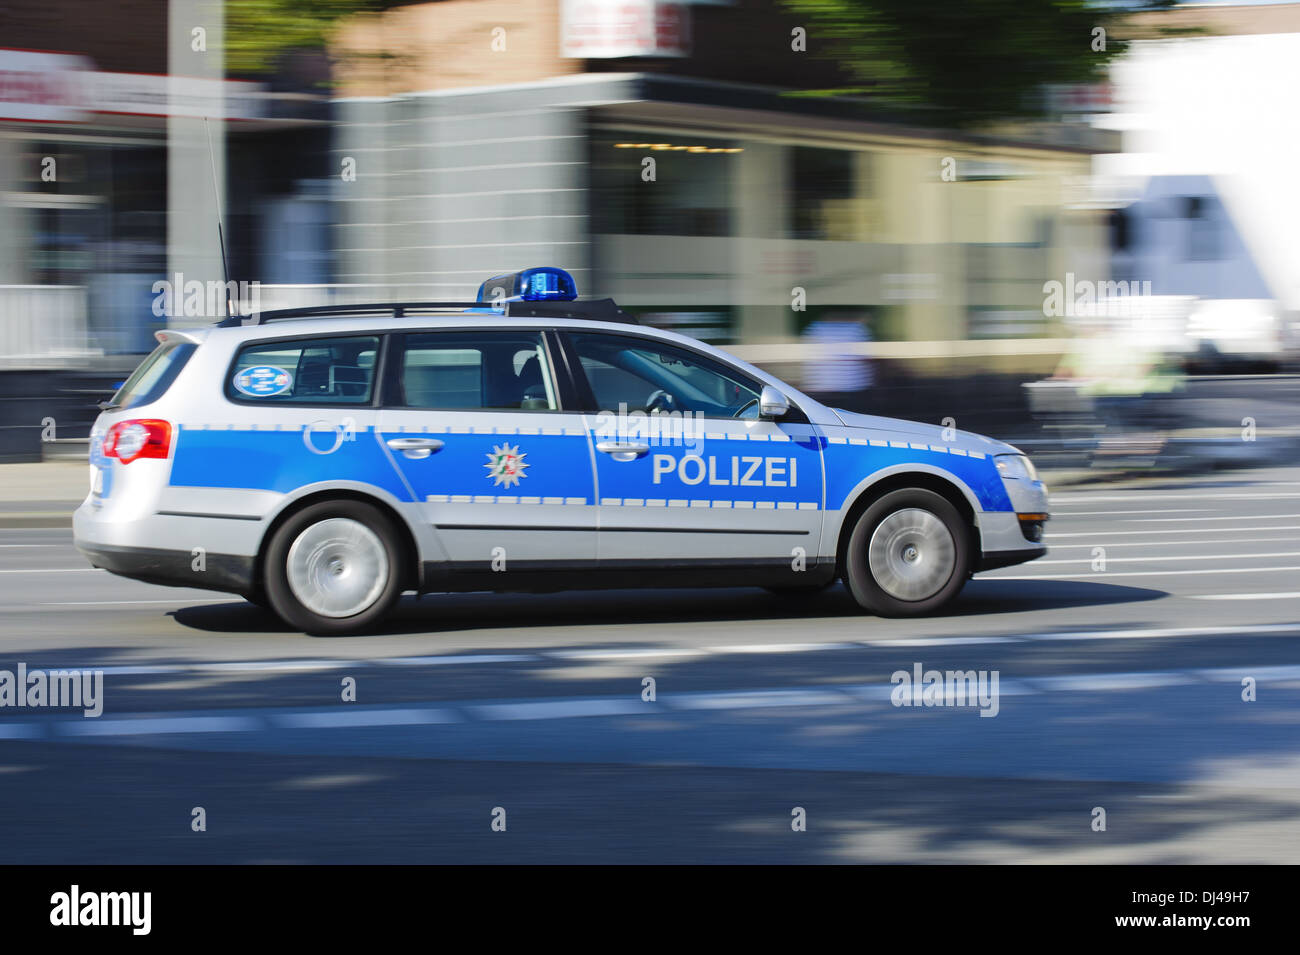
left=779, top=0, right=1178, bottom=125
left=224, top=0, right=390, bottom=76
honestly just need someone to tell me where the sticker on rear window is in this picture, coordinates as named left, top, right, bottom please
left=234, top=365, right=293, bottom=397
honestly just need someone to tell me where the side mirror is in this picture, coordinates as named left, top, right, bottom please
left=759, top=384, right=790, bottom=419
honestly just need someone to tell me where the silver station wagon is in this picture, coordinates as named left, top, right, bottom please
left=74, top=267, right=1049, bottom=634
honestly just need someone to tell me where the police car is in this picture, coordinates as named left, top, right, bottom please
left=73, top=267, right=1049, bottom=634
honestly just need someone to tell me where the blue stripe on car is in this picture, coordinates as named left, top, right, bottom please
left=169, top=427, right=412, bottom=498
left=823, top=443, right=1012, bottom=513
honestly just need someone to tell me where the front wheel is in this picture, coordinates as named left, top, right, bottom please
left=263, top=500, right=404, bottom=634
left=843, top=488, right=971, bottom=616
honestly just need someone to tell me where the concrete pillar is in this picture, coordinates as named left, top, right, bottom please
left=0, top=138, right=31, bottom=284
left=733, top=141, right=789, bottom=342
left=167, top=0, right=226, bottom=327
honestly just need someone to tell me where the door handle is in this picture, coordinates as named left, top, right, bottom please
left=595, top=441, right=650, bottom=462
left=386, top=436, right=445, bottom=460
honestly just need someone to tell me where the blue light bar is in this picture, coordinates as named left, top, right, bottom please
left=476, top=267, right=578, bottom=304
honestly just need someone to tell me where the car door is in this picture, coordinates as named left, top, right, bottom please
left=376, top=328, right=597, bottom=574
left=560, top=330, right=824, bottom=570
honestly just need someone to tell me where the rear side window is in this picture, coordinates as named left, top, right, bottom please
left=397, top=331, right=557, bottom=411
left=229, top=335, right=380, bottom=405
left=112, top=341, right=197, bottom=411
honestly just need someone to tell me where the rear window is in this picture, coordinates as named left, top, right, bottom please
left=111, top=341, right=197, bottom=411
left=228, top=335, right=380, bottom=405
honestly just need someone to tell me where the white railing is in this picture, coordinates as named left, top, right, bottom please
left=0, top=286, right=98, bottom=367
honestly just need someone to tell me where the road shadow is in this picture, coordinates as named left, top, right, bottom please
left=166, top=578, right=1166, bottom=637
left=0, top=736, right=1297, bottom=863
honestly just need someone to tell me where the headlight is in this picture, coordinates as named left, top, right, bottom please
left=995, top=453, right=1037, bottom=481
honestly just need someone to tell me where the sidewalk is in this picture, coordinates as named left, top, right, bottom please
left=0, top=460, right=88, bottom=526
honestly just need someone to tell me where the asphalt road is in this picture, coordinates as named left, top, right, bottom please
left=1, top=465, right=1298, bottom=862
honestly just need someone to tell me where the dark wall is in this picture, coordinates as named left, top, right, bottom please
left=1, top=0, right=168, bottom=72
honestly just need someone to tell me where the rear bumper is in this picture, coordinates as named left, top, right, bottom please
left=74, top=493, right=264, bottom=596
left=76, top=542, right=255, bottom=596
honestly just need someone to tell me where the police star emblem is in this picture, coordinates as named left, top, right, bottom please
left=484, top=443, right=529, bottom=488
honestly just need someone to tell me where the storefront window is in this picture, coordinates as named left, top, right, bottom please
left=787, top=146, right=859, bottom=241
left=590, top=132, right=739, bottom=236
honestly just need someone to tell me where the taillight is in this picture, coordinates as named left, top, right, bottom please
left=103, top=419, right=172, bottom=464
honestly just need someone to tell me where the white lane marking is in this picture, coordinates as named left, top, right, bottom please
left=1033, top=550, right=1300, bottom=565
left=60, top=715, right=263, bottom=736
left=469, top=698, right=645, bottom=720
left=1190, top=593, right=1300, bottom=601
left=1052, top=493, right=1300, bottom=503
left=375, top=654, right=539, bottom=666
left=90, top=654, right=538, bottom=676
left=1193, top=664, right=1300, bottom=682
left=1045, top=537, right=1300, bottom=549
left=1030, top=672, right=1188, bottom=691
left=1050, top=509, right=1210, bottom=516
left=1000, top=564, right=1300, bottom=580
left=704, top=642, right=857, bottom=654
left=546, top=647, right=709, bottom=661
left=1131, top=514, right=1300, bottom=523
left=861, top=636, right=1023, bottom=647
left=0, top=723, right=41, bottom=739
left=666, top=688, right=853, bottom=710
left=1048, top=526, right=1300, bottom=538
left=0, top=568, right=97, bottom=574
left=1019, top=623, right=1300, bottom=641
left=275, top=708, right=457, bottom=728
left=188, top=660, right=355, bottom=673
left=5, top=662, right=1299, bottom=738
left=42, top=599, right=244, bottom=607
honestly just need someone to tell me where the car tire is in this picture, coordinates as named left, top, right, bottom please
left=263, top=499, right=404, bottom=635
left=843, top=488, right=971, bottom=617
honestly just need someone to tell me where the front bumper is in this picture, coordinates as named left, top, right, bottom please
left=976, top=475, right=1050, bottom=571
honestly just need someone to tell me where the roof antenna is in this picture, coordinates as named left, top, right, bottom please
left=203, top=115, right=234, bottom=319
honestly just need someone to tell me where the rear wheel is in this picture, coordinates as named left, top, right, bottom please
left=843, top=488, right=970, bottom=616
left=264, top=500, right=403, bottom=634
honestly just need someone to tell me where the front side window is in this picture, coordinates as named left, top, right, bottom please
left=397, top=331, right=557, bottom=411
left=567, top=332, right=761, bottom=419
left=229, top=335, right=379, bottom=404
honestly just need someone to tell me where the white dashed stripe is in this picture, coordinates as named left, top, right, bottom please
left=6, top=663, right=1296, bottom=739
left=18, top=625, right=1300, bottom=682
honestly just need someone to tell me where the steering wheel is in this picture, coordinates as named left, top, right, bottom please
left=731, top=397, right=759, bottom=419
left=645, top=389, right=677, bottom=414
